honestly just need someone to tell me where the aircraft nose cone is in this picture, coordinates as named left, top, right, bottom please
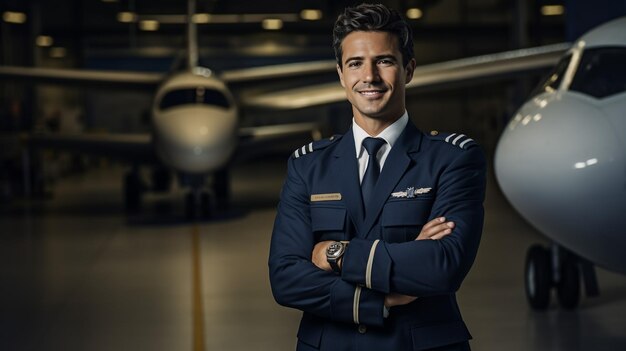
left=495, top=93, right=626, bottom=273
left=154, top=106, right=237, bottom=173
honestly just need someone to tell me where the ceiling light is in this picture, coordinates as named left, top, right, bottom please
left=192, top=13, right=211, bottom=24
left=406, top=8, right=423, bottom=19
left=3, top=11, right=27, bottom=24
left=117, top=11, right=138, bottom=23
left=139, top=20, right=159, bottom=31
left=262, top=18, right=283, bottom=30
left=300, top=9, right=322, bottom=21
left=49, top=47, right=67, bottom=58
left=541, top=5, right=565, bottom=16
left=36, top=35, right=54, bottom=47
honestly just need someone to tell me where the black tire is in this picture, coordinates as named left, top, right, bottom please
left=213, top=169, right=230, bottom=210
left=525, top=244, right=552, bottom=310
left=200, top=191, right=211, bottom=218
left=185, top=192, right=196, bottom=219
left=124, top=172, right=142, bottom=212
left=151, top=167, right=172, bottom=192
left=557, top=257, right=580, bottom=309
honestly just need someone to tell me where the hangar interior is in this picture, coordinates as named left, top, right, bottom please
left=1, top=0, right=626, bottom=350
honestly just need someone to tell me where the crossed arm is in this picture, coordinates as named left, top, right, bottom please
left=269, top=147, right=485, bottom=326
left=311, top=217, right=455, bottom=307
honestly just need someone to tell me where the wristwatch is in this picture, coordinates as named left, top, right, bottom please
left=326, top=241, right=347, bottom=273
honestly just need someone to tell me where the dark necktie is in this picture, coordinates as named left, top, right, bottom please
left=361, top=137, right=386, bottom=214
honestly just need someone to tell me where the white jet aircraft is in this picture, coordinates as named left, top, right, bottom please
left=0, top=0, right=333, bottom=217
left=495, top=16, right=626, bottom=310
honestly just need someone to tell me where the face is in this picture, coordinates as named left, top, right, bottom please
left=337, top=31, right=415, bottom=126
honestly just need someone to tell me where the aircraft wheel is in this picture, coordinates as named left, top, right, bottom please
left=525, top=244, right=552, bottom=310
left=151, top=167, right=172, bottom=192
left=557, top=257, right=580, bottom=309
left=124, top=171, right=143, bottom=212
left=200, top=191, right=212, bottom=218
left=185, top=192, right=197, bottom=219
left=213, top=169, right=230, bottom=210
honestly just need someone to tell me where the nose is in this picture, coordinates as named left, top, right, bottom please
left=362, top=62, right=380, bottom=83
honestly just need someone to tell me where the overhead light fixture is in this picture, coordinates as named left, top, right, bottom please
left=117, top=11, right=138, bottom=23
left=406, top=8, right=423, bottom=19
left=262, top=18, right=283, bottom=30
left=3, top=11, right=27, bottom=24
left=139, top=20, right=159, bottom=31
left=300, top=9, right=322, bottom=21
left=541, top=5, right=565, bottom=16
left=192, top=13, right=211, bottom=24
left=49, top=47, right=67, bottom=58
left=36, top=35, right=54, bottom=47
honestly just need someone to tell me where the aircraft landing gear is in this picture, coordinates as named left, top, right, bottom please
left=524, top=243, right=598, bottom=310
left=185, top=189, right=211, bottom=219
left=124, top=168, right=145, bottom=212
left=525, top=245, right=551, bottom=310
left=213, top=168, right=230, bottom=210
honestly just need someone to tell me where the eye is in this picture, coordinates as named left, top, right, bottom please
left=378, top=59, right=394, bottom=66
left=347, top=61, right=362, bottom=68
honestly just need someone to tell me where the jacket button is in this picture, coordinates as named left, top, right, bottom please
left=358, top=325, right=367, bottom=334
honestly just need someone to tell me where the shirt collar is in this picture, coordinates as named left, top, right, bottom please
left=352, top=111, right=409, bottom=158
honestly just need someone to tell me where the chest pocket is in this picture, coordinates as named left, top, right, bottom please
left=381, top=199, right=432, bottom=243
left=311, top=206, right=348, bottom=242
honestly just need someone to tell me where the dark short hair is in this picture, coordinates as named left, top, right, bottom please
left=333, top=3, right=414, bottom=69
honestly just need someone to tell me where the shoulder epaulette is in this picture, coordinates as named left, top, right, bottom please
left=292, top=134, right=342, bottom=159
left=428, top=130, right=477, bottom=150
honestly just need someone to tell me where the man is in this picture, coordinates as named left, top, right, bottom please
left=269, top=4, right=486, bottom=351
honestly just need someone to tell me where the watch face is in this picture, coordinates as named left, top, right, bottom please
left=327, top=242, right=344, bottom=258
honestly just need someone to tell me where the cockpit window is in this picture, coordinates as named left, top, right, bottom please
left=531, top=54, right=572, bottom=96
left=569, top=47, right=626, bottom=99
left=159, top=87, right=231, bottom=111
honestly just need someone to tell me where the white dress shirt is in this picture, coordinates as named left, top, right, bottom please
left=352, top=111, right=409, bottom=183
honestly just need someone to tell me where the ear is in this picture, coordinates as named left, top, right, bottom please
left=405, top=58, right=416, bottom=84
left=336, top=64, right=346, bottom=88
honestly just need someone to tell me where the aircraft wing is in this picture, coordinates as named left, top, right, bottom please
left=235, top=122, right=321, bottom=162
left=23, top=133, right=158, bottom=163
left=241, top=43, right=570, bottom=110
left=0, top=60, right=338, bottom=89
left=21, top=122, right=320, bottom=165
left=220, top=60, right=336, bottom=84
left=0, top=66, right=164, bottom=90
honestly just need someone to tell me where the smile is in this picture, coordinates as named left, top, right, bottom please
left=358, top=90, right=386, bottom=97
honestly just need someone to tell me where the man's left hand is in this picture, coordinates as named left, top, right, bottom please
left=312, top=241, right=334, bottom=271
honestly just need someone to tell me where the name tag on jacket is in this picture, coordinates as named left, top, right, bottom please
left=311, top=193, right=342, bottom=202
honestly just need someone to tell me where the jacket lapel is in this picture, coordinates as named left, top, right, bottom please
left=331, top=128, right=365, bottom=235
left=362, top=122, right=423, bottom=237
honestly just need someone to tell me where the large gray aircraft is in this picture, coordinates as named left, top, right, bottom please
left=495, top=16, right=626, bottom=310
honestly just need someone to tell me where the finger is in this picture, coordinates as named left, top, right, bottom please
left=430, top=228, right=452, bottom=240
left=423, top=221, right=454, bottom=238
left=421, top=217, right=445, bottom=231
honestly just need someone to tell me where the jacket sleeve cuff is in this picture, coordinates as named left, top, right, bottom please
left=342, top=238, right=392, bottom=294
left=329, top=279, right=385, bottom=327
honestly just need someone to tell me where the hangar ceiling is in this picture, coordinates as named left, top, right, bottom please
left=1, top=0, right=565, bottom=69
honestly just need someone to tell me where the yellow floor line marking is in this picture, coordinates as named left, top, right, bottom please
left=192, top=225, right=205, bottom=351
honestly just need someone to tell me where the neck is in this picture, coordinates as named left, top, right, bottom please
left=354, top=111, right=403, bottom=136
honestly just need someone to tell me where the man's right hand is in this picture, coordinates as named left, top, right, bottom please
left=415, top=216, right=455, bottom=241
left=385, top=217, right=455, bottom=308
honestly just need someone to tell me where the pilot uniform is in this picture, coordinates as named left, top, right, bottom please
left=269, top=114, right=486, bottom=351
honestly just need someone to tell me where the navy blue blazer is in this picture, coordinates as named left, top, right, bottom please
left=269, top=121, right=486, bottom=351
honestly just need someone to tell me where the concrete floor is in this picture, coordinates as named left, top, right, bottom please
left=1, top=156, right=626, bottom=351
